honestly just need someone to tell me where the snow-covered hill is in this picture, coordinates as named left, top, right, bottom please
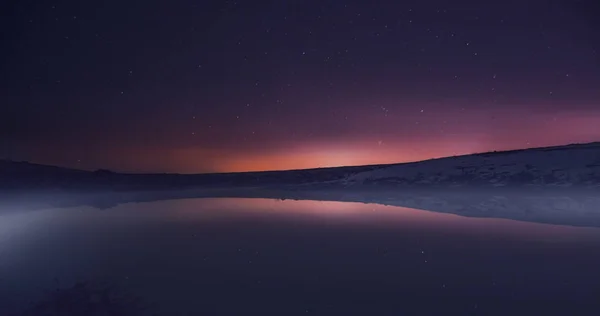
left=343, top=142, right=600, bottom=188
left=2, top=142, right=600, bottom=191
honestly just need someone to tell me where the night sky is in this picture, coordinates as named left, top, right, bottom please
left=1, top=0, right=599, bottom=173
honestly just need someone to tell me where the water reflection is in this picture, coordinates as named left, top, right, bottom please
left=2, top=198, right=600, bottom=315
left=2, top=187, right=600, bottom=228
left=166, top=198, right=600, bottom=242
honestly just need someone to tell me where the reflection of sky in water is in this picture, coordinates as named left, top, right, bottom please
left=126, top=198, right=600, bottom=242
left=2, top=198, right=600, bottom=314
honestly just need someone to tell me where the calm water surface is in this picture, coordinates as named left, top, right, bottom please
left=2, top=198, right=600, bottom=315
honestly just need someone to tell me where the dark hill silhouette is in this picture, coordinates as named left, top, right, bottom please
left=0, top=159, right=388, bottom=191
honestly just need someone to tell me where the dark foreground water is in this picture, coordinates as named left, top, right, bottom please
left=2, top=198, right=600, bottom=315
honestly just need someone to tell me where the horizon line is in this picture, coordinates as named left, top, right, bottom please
left=2, top=141, right=599, bottom=176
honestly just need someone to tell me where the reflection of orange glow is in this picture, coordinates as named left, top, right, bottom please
left=11, top=198, right=600, bottom=244
left=138, top=198, right=600, bottom=242
left=195, top=198, right=373, bottom=216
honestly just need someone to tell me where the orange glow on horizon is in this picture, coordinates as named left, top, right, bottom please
left=18, top=111, right=600, bottom=173
left=217, top=144, right=449, bottom=172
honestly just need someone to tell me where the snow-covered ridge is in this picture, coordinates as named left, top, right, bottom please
left=2, top=142, right=600, bottom=190
left=344, top=142, right=600, bottom=188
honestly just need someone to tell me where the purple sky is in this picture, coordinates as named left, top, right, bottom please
left=2, top=0, right=599, bottom=172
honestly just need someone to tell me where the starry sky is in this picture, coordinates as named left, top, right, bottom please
left=1, top=0, right=599, bottom=173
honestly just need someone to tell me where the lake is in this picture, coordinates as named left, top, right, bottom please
left=2, top=197, right=600, bottom=315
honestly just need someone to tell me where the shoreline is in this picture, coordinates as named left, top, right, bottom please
left=1, top=184, right=600, bottom=228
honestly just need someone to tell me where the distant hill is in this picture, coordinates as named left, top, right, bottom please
left=1, top=142, right=599, bottom=191
left=342, top=142, right=600, bottom=188
left=0, top=160, right=91, bottom=190
left=0, top=160, right=89, bottom=176
left=0, top=159, right=387, bottom=191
